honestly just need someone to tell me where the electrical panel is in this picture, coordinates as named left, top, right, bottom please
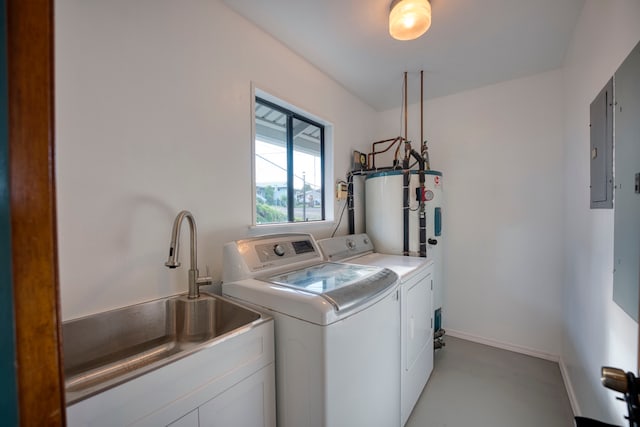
left=589, top=77, right=613, bottom=209
left=613, top=40, right=640, bottom=321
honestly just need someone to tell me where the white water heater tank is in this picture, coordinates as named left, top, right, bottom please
left=365, top=170, right=443, bottom=255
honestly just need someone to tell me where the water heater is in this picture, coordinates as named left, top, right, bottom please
left=365, top=170, right=442, bottom=253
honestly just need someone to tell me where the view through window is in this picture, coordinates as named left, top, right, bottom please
left=254, top=97, right=324, bottom=224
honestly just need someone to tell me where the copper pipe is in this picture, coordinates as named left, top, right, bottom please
left=421, top=70, right=424, bottom=149
left=371, top=137, right=399, bottom=147
left=369, top=136, right=403, bottom=169
left=404, top=71, right=408, bottom=146
left=393, top=136, right=406, bottom=162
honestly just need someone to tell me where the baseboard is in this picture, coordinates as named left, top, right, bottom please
left=446, top=329, right=579, bottom=416
left=446, top=328, right=560, bottom=362
left=559, top=358, right=581, bottom=416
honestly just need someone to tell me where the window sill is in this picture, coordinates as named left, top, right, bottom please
left=248, top=220, right=335, bottom=235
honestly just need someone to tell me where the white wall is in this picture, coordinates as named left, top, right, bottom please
left=55, top=0, right=377, bottom=320
left=375, top=70, right=566, bottom=358
left=562, top=1, right=640, bottom=423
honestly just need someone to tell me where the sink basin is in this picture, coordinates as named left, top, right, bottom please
left=63, top=293, right=264, bottom=405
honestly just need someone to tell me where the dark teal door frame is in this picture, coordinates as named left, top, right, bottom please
left=0, top=0, right=19, bottom=424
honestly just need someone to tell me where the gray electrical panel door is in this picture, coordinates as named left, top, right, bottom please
left=590, top=78, right=613, bottom=209
left=613, top=40, right=640, bottom=321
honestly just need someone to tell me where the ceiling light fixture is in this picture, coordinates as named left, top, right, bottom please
left=389, top=0, right=432, bottom=41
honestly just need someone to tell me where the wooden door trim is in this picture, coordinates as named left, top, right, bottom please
left=7, top=0, right=65, bottom=425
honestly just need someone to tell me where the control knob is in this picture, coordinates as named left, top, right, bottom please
left=273, top=244, right=286, bottom=256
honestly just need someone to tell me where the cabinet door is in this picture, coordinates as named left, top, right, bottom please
left=589, top=77, right=614, bottom=208
left=199, top=365, right=276, bottom=427
left=405, top=272, right=433, bottom=370
left=613, top=40, right=640, bottom=320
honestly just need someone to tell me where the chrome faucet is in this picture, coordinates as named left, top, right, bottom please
left=165, top=210, right=212, bottom=299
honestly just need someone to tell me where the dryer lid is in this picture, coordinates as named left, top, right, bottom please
left=263, top=262, right=398, bottom=312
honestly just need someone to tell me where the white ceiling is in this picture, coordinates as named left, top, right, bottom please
left=223, top=0, right=585, bottom=112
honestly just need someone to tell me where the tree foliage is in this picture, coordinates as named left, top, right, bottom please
left=256, top=203, right=287, bottom=224
left=264, top=185, right=275, bottom=205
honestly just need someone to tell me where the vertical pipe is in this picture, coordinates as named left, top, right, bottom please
left=347, top=173, right=355, bottom=234
left=404, top=71, right=408, bottom=144
left=403, top=171, right=410, bottom=256
left=419, top=172, right=427, bottom=258
left=419, top=72, right=428, bottom=257
left=420, top=70, right=430, bottom=170
left=420, top=70, right=424, bottom=149
left=419, top=71, right=427, bottom=256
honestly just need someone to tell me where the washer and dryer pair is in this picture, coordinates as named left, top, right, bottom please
left=222, top=233, right=433, bottom=427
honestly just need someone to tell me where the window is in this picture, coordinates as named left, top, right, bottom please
left=254, top=96, right=325, bottom=225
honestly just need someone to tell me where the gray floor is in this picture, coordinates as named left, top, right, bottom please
left=406, top=336, right=575, bottom=427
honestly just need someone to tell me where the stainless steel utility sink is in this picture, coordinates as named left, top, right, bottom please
left=63, top=293, right=264, bottom=405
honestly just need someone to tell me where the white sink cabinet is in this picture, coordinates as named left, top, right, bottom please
left=67, top=319, right=275, bottom=427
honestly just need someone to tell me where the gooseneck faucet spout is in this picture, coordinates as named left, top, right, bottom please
left=165, top=210, right=212, bottom=299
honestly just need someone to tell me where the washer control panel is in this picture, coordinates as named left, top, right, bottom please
left=228, top=233, right=322, bottom=274
left=254, top=240, right=315, bottom=263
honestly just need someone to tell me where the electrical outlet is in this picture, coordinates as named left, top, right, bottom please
left=336, top=182, right=348, bottom=200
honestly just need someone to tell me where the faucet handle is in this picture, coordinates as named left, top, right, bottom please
left=196, top=266, right=212, bottom=285
left=196, top=275, right=213, bottom=286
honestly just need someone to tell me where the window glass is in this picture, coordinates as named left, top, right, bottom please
left=292, top=117, right=323, bottom=221
left=255, top=97, right=324, bottom=225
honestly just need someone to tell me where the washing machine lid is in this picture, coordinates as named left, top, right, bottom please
left=318, top=234, right=435, bottom=281
left=262, top=262, right=398, bottom=312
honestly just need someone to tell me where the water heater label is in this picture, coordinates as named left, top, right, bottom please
left=433, top=176, right=441, bottom=187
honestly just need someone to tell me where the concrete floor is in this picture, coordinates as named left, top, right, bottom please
left=406, top=336, right=575, bottom=427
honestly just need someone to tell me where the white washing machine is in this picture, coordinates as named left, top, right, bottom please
left=317, top=234, right=434, bottom=426
left=222, top=233, right=401, bottom=427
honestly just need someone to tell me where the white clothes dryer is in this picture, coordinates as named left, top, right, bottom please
left=318, top=234, right=434, bottom=426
